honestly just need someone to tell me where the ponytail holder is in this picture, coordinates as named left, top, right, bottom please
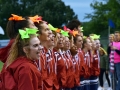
left=9, top=14, right=25, bottom=21
left=63, top=26, right=78, bottom=37
left=80, top=27, right=84, bottom=31
left=56, top=29, right=61, bottom=33
left=90, top=35, right=95, bottom=40
left=83, top=36, right=87, bottom=39
left=29, top=15, right=42, bottom=23
left=60, top=30, right=69, bottom=37
left=93, top=34, right=100, bottom=40
left=48, top=24, right=58, bottom=31
left=19, top=28, right=38, bottom=39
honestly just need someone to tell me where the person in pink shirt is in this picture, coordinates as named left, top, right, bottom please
left=110, top=31, right=120, bottom=90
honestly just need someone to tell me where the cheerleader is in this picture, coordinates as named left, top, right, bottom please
left=67, top=19, right=82, bottom=34
left=0, top=14, right=37, bottom=63
left=89, top=38, right=100, bottom=90
left=82, top=37, right=92, bottom=90
left=35, top=21, right=59, bottom=90
left=0, top=28, right=42, bottom=90
left=67, top=35, right=83, bottom=90
left=53, top=32, right=67, bottom=90
left=99, top=47, right=111, bottom=90
left=63, top=36, right=75, bottom=90
left=74, top=35, right=86, bottom=90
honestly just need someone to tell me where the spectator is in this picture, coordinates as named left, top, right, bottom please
left=99, top=47, right=112, bottom=90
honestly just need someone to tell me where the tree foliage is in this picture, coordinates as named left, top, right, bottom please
left=84, top=0, right=120, bottom=36
left=31, top=0, right=77, bottom=27
left=0, top=0, right=77, bottom=38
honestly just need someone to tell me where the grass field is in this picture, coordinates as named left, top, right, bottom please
left=0, top=61, right=3, bottom=71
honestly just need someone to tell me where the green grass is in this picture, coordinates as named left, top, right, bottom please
left=0, top=61, right=3, bottom=71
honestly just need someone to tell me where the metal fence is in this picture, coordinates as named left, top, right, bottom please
left=100, top=37, right=109, bottom=50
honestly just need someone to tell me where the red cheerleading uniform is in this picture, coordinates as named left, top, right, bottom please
left=91, top=50, right=100, bottom=76
left=82, top=50, right=91, bottom=79
left=78, top=48, right=85, bottom=77
left=53, top=48, right=67, bottom=89
left=64, top=50, right=74, bottom=88
left=78, top=49, right=89, bottom=79
left=0, top=39, right=14, bottom=63
left=45, top=49, right=59, bottom=90
left=0, top=56, right=42, bottom=90
left=35, top=48, right=48, bottom=90
left=36, top=48, right=59, bottom=90
left=88, top=50, right=93, bottom=77
left=72, top=54, right=80, bottom=86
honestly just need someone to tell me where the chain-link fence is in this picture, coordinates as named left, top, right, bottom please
left=100, top=37, right=109, bottom=50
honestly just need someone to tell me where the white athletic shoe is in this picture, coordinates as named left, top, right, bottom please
left=107, top=87, right=112, bottom=90
left=98, top=86, right=105, bottom=90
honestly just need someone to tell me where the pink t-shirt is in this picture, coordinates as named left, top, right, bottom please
left=112, top=42, right=120, bottom=63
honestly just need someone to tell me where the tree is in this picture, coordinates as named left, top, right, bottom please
left=0, top=0, right=39, bottom=38
left=0, top=0, right=77, bottom=39
left=31, top=0, right=77, bottom=27
left=84, top=0, right=120, bottom=36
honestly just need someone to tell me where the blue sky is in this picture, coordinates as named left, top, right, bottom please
left=62, top=0, right=95, bottom=22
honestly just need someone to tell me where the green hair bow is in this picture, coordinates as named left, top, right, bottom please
left=80, top=27, right=84, bottom=31
left=94, top=34, right=100, bottom=39
left=48, top=24, right=58, bottom=31
left=60, top=30, right=69, bottom=37
left=19, top=28, right=38, bottom=39
left=90, top=34, right=100, bottom=40
left=83, top=36, right=87, bottom=39
left=90, top=35, right=95, bottom=40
